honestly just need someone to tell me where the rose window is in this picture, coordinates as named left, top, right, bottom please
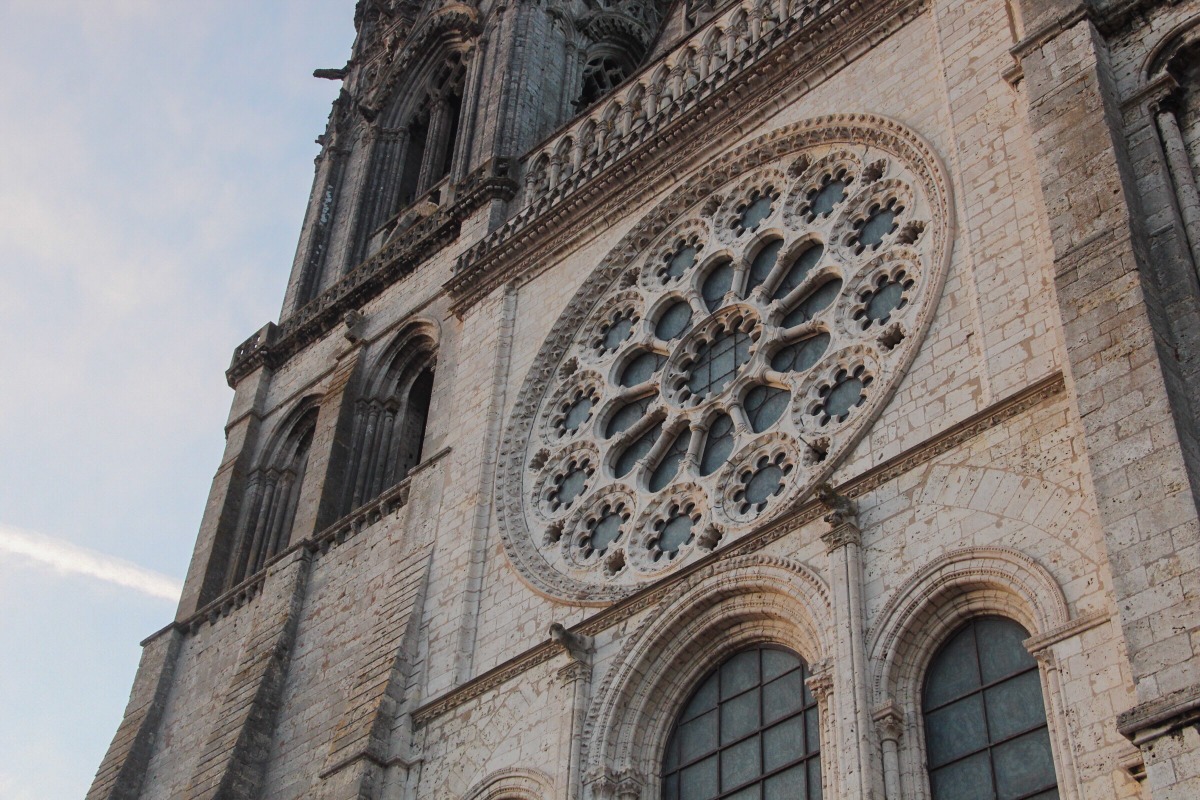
left=498, top=120, right=951, bottom=602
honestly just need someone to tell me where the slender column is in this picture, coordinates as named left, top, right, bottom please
left=805, top=662, right=837, bottom=797
left=872, top=702, right=904, bottom=800
left=417, top=97, right=452, bottom=194
left=352, top=404, right=381, bottom=508
left=1030, top=648, right=1082, bottom=800
left=818, top=486, right=877, bottom=798
left=1157, top=104, right=1200, bottom=274
left=452, top=43, right=486, bottom=183
left=244, top=472, right=278, bottom=577
left=225, top=473, right=263, bottom=588
left=371, top=406, right=398, bottom=497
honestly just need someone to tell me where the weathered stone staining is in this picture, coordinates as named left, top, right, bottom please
left=91, top=0, right=1200, bottom=798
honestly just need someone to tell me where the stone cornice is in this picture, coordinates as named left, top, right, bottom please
left=446, top=0, right=926, bottom=316
left=410, top=372, right=1066, bottom=725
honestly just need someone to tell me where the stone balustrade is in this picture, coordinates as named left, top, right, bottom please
left=517, top=0, right=836, bottom=212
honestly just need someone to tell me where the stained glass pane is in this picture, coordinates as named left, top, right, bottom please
left=602, top=316, right=634, bottom=351
left=975, top=618, right=1036, bottom=684
left=765, top=764, right=806, bottom=800
left=721, top=651, right=761, bottom=697
left=924, top=619, right=1058, bottom=800
left=555, top=469, right=587, bottom=508
left=762, top=649, right=800, bottom=682
left=614, top=422, right=661, bottom=477
left=773, top=243, right=824, bottom=300
left=824, top=374, right=865, bottom=419
left=985, top=670, right=1047, bottom=741
left=700, top=413, right=736, bottom=476
left=762, top=670, right=804, bottom=724
left=668, top=245, right=698, bottom=279
left=656, top=300, right=693, bottom=341
left=859, top=207, right=896, bottom=247
left=771, top=334, right=830, bottom=374
left=924, top=624, right=981, bottom=708
left=743, top=385, right=789, bottom=433
left=688, top=331, right=753, bottom=399
left=562, top=396, right=593, bottom=433
left=744, top=464, right=785, bottom=506
left=810, top=179, right=846, bottom=217
left=782, top=279, right=842, bottom=328
left=589, top=512, right=623, bottom=553
left=658, top=513, right=694, bottom=554
left=925, top=694, right=988, bottom=768
left=804, top=708, right=820, bottom=755
left=740, top=195, right=774, bottom=231
left=650, top=430, right=691, bottom=492
left=721, top=689, right=761, bottom=744
left=664, top=647, right=819, bottom=800
left=620, top=351, right=664, bottom=387
left=682, top=673, right=720, bottom=722
left=722, top=736, right=761, bottom=790
left=663, top=773, right=679, bottom=800
left=929, top=751, right=993, bottom=800
left=703, top=259, right=735, bottom=311
left=746, top=239, right=783, bottom=295
left=679, top=709, right=719, bottom=763
left=865, top=281, right=904, bottom=322
left=763, top=716, right=804, bottom=771
left=606, top=395, right=653, bottom=438
left=681, top=755, right=719, bottom=800
left=992, top=728, right=1057, bottom=800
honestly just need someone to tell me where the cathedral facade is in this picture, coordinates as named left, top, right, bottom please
left=91, top=0, right=1200, bottom=798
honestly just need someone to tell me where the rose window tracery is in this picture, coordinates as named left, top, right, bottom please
left=498, top=119, right=951, bottom=602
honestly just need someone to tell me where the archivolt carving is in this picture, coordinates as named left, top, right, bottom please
left=496, top=114, right=954, bottom=603
left=867, top=545, right=1070, bottom=709
left=580, top=554, right=832, bottom=785
left=460, top=766, right=555, bottom=800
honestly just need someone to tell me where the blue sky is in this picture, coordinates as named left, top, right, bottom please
left=0, top=2, right=357, bottom=796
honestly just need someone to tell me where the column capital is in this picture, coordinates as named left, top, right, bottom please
left=872, top=701, right=905, bottom=743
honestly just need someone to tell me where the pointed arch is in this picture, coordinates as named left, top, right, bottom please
left=342, top=320, right=439, bottom=513
left=225, top=397, right=322, bottom=587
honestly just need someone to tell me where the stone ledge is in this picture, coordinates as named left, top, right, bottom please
left=1118, top=683, right=1200, bottom=745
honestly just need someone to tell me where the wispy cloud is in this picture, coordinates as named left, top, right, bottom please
left=0, top=524, right=181, bottom=602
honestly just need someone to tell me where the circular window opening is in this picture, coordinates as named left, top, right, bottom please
left=686, top=330, right=753, bottom=401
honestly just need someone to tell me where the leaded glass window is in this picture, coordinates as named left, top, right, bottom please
left=663, top=646, right=822, bottom=800
left=922, top=617, right=1058, bottom=800
left=703, top=259, right=736, bottom=312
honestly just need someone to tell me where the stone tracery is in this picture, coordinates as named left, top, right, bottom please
left=498, top=117, right=953, bottom=602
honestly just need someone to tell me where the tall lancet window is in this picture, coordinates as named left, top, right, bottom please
left=662, top=646, right=822, bottom=800
left=922, top=617, right=1059, bottom=800
left=226, top=406, right=318, bottom=587
left=344, top=331, right=436, bottom=513
left=354, top=55, right=467, bottom=263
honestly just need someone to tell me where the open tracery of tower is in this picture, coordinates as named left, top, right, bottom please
left=93, top=0, right=1200, bottom=798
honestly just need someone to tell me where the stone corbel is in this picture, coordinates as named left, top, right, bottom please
left=344, top=309, right=367, bottom=343
left=550, top=622, right=593, bottom=664
left=816, top=482, right=860, bottom=551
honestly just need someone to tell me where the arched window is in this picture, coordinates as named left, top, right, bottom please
left=922, top=617, right=1058, bottom=800
left=662, top=646, right=821, bottom=800
left=225, top=406, right=318, bottom=587
left=344, top=332, right=436, bottom=512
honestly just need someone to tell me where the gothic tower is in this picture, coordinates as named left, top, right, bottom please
left=91, top=0, right=1200, bottom=798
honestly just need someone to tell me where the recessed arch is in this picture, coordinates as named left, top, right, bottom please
left=343, top=321, right=440, bottom=513
left=582, top=555, right=832, bottom=792
left=460, top=767, right=555, bottom=800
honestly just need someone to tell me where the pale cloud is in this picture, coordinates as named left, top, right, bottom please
left=0, top=524, right=182, bottom=602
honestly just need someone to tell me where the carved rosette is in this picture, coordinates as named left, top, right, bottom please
left=497, top=115, right=953, bottom=603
